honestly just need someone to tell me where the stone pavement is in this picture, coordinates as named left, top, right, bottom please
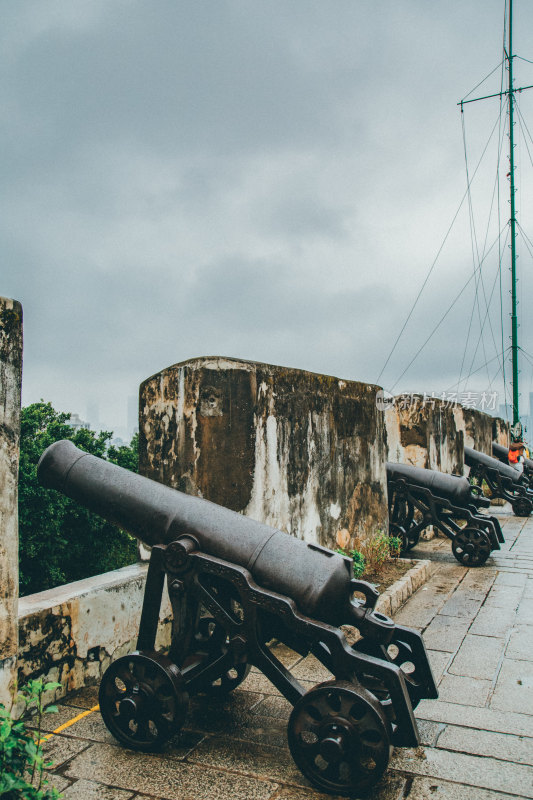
left=39, top=509, right=533, bottom=800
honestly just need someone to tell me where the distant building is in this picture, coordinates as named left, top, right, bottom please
left=68, top=413, right=90, bottom=430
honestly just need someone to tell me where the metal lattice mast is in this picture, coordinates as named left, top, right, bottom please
left=508, top=0, right=520, bottom=427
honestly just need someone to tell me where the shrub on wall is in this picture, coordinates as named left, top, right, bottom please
left=18, top=402, right=138, bottom=596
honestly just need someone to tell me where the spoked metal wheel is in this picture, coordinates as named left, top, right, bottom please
left=511, top=496, right=533, bottom=517
left=99, top=652, right=188, bottom=751
left=452, top=527, right=491, bottom=567
left=193, top=616, right=250, bottom=696
left=288, top=680, right=391, bottom=797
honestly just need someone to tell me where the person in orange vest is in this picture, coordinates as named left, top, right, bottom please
left=509, top=441, right=526, bottom=465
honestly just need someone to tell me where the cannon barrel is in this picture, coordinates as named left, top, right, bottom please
left=492, top=441, right=533, bottom=475
left=386, top=461, right=488, bottom=507
left=465, top=446, right=523, bottom=483
left=38, top=440, right=390, bottom=634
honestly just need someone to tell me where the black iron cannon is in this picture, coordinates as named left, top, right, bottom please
left=492, top=441, right=533, bottom=491
left=386, top=462, right=504, bottom=567
left=465, top=446, right=533, bottom=517
left=38, top=440, right=437, bottom=797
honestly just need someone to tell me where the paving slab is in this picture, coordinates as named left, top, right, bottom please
left=416, top=699, right=533, bottom=737
left=406, top=776, right=520, bottom=799
left=272, top=774, right=407, bottom=800
left=490, top=657, right=533, bottom=714
left=60, top=778, right=135, bottom=799
left=437, top=724, right=533, bottom=766
left=483, top=584, right=524, bottom=609
left=390, top=746, right=533, bottom=797
left=506, top=625, right=533, bottom=660
left=437, top=674, right=491, bottom=707
left=422, top=615, right=470, bottom=652
left=468, top=604, right=516, bottom=637
left=448, top=634, right=505, bottom=679
left=64, top=742, right=279, bottom=800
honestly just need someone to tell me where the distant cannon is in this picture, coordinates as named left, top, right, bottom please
left=492, top=441, right=533, bottom=491
left=38, top=440, right=437, bottom=797
left=465, top=446, right=533, bottom=517
left=386, top=462, right=504, bottom=567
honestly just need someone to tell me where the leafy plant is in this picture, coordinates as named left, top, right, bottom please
left=338, top=532, right=402, bottom=580
left=0, top=679, right=62, bottom=799
left=337, top=548, right=366, bottom=578
left=18, top=402, right=139, bottom=595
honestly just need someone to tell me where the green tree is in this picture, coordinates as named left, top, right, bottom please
left=18, top=402, right=138, bottom=596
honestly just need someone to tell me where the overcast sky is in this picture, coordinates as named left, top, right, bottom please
left=3, top=0, right=533, bottom=437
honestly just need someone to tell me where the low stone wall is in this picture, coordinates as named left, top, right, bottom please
left=453, top=406, right=509, bottom=455
left=17, top=564, right=171, bottom=703
left=385, top=395, right=464, bottom=475
left=385, top=395, right=509, bottom=473
left=139, top=357, right=389, bottom=550
left=0, top=297, right=22, bottom=705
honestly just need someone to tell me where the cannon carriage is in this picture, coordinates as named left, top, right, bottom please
left=37, top=440, right=438, bottom=797
left=386, top=462, right=504, bottom=567
left=465, top=446, right=533, bottom=517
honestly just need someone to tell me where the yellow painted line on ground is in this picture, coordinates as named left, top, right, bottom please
left=39, top=704, right=100, bottom=743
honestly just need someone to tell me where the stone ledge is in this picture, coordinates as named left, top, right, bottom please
left=376, top=558, right=432, bottom=617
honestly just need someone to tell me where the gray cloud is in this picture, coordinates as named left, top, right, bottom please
left=3, top=0, right=533, bottom=434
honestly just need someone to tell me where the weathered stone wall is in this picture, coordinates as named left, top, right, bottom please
left=139, top=357, right=389, bottom=550
left=0, top=297, right=22, bottom=706
left=385, top=395, right=464, bottom=475
left=453, top=407, right=509, bottom=454
left=18, top=564, right=172, bottom=703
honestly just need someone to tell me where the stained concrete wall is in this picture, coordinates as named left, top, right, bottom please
left=17, top=564, right=172, bottom=703
left=385, top=395, right=464, bottom=475
left=139, top=357, right=389, bottom=550
left=0, top=297, right=22, bottom=706
left=453, top=407, right=509, bottom=454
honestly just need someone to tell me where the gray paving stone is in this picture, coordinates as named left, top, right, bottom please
left=483, top=584, right=524, bottom=609
left=460, top=568, right=496, bottom=593
left=249, top=694, right=292, bottom=720
left=438, top=592, right=484, bottom=620
left=390, top=746, right=533, bottom=797
left=61, top=779, right=135, bottom=799
left=416, top=699, right=533, bottom=737
left=65, top=742, right=278, bottom=800
left=272, top=773, right=407, bottom=799
left=506, top=625, right=533, bottom=660
left=416, top=719, right=444, bottom=747
left=422, top=615, right=470, bottom=652
left=426, top=650, right=451, bottom=683
left=437, top=724, right=533, bottom=766
left=491, top=658, right=533, bottom=715
left=407, top=776, right=519, bottom=799
left=448, top=634, right=504, bottom=679
left=42, top=735, right=92, bottom=769
left=469, top=605, right=516, bottom=637
left=437, top=674, right=491, bottom=707
left=516, top=597, right=533, bottom=623
left=290, top=655, right=333, bottom=683
left=494, top=571, right=529, bottom=587
left=188, top=734, right=307, bottom=787
left=523, top=580, right=533, bottom=599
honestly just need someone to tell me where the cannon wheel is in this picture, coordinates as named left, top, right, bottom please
left=193, top=616, right=251, bottom=696
left=99, top=652, right=188, bottom=751
left=287, top=680, right=391, bottom=797
left=511, top=496, right=533, bottom=517
left=451, top=527, right=492, bottom=567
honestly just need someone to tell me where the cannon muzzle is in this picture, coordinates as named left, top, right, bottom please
left=38, top=440, right=392, bottom=639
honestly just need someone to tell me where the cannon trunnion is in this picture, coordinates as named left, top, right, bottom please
left=38, top=440, right=438, bottom=797
left=466, top=446, right=533, bottom=517
left=386, top=462, right=504, bottom=567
